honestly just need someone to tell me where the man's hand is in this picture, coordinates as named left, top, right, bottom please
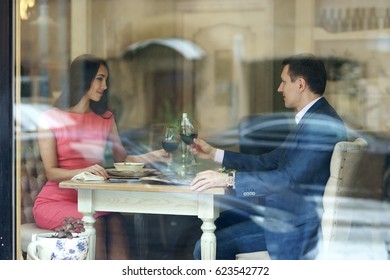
left=144, top=149, right=171, bottom=164
left=190, top=170, right=228, bottom=192
left=192, top=138, right=217, bottom=161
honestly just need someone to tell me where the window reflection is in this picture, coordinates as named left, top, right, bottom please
left=17, top=0, right=390, bottom=260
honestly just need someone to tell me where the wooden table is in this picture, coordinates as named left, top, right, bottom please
left=59, top=179, right=226, bottom=260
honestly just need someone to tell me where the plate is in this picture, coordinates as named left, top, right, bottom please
left=106, top=168, right=158, bottom=179
left=114, top=162, right=144, bottom=172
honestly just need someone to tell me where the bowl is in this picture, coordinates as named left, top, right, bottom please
left=114, top=162, right=145, bottom=172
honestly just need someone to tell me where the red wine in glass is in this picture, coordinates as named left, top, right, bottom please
left=180, top=133, right=198, bottom=145
left=161, top=140, right=180, bottom=152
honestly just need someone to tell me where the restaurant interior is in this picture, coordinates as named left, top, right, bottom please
left=14, top=0, right=390, bottom=259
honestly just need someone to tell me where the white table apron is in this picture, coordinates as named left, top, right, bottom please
left=60, top=181, right=224, bottom=260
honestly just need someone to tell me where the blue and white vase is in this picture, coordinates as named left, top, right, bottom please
left=27, top=232, right=89, bottom=260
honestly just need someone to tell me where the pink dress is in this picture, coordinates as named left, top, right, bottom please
left=33, top=108, right=115, bottom=230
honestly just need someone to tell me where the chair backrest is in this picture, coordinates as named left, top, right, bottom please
left=21, top=136, right=47, bottom=224
left=321, top=137, right=368, bottom=256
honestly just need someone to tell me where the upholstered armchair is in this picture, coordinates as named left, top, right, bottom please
left=20, top=136, right=54, bottom=258
left=318, top=137, right=368, bottom=258
left=236, top=138, right=368, bottom=260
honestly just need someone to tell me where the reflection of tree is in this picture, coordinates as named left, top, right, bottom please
left=323, top=52, right=390, bottom=132
left=323, top=56, right=362, bottom=83
left=323, top=55, right=366, bottom=128
left=156, top=98, right=179, bottom=126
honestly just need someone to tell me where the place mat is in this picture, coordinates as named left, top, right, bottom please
left=106, top=168, right=159, bottom=179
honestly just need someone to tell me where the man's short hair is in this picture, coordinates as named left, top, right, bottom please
left=282, top=53, right=327, bottom=95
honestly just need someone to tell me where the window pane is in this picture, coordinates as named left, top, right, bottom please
left=16, top=0, right=390, bottom=260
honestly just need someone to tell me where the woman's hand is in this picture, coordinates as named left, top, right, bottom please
left=190, top=170, right=228, bottom=192
left=144, top=149, right=171, bottom=164
left=192, top=138, right=217, bottom=161
left=84, top=164, right=108, bottom=179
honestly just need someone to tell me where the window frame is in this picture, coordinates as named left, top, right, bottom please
left=0, top=0, right=16, bottom=260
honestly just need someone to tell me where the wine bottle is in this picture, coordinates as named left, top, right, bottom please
left=180, top=113, right=197, bottom=144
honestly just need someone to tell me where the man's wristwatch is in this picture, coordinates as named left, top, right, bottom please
left=226, top=171, right=236, bottom=189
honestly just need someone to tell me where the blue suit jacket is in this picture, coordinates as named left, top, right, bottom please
left=223, top=98, right=347, bottom=259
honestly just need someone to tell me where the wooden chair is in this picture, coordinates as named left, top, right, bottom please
left=235, top=137, right=368, bottom=260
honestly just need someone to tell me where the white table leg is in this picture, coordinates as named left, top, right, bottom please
left=198, top=194, right=219, bottom=260
left=82, top=213, right=96, bottom=260
left=200, top=217, right=217, bottom=260
left=77, top=189, right=96, bottom=260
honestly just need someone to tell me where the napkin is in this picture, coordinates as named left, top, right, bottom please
left=71, top=171, right=105, bottom=181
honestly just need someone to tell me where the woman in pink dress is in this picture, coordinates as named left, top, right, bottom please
left=33, top=54, right=168, bottom=259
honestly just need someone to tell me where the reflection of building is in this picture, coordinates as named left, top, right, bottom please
left=20, top=0, right=278, bottom=138
left=297, top=0, right=390, bottom=133
left=116, top=38, right=205, bottom=128
left=2, top=0, right=390, bottom=260
left=17, top=0, right=390, bottom=133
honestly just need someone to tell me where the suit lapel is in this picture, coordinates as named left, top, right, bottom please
left=280, top=98, right=328, bottom=160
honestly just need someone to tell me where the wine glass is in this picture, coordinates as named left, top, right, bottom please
left=161, top=125, right=180, bottom=173
left=180, top=120, right=199, bottom=166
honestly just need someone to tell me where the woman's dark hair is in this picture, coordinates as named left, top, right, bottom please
left=282, top=53, right=327, bottom=95
left=55, top=54, right=110, bottom=116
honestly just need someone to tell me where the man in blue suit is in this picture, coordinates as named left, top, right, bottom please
left=191, top=53, right=348, bottom=260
